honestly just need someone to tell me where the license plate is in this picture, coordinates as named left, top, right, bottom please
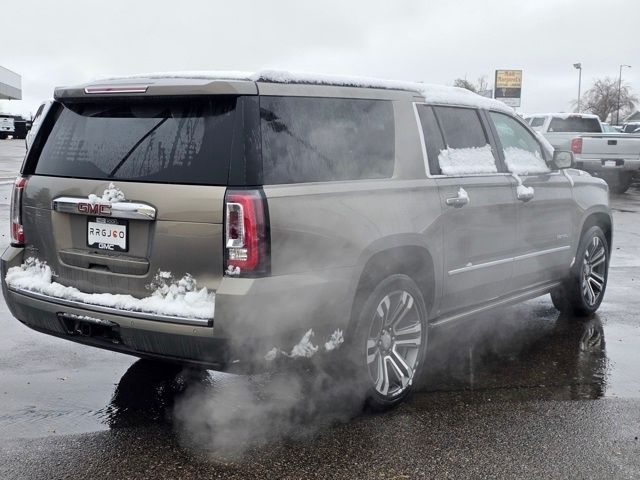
left=87, top=217, right=128, bottom=252
left=604, top=160, right=618, bottom=167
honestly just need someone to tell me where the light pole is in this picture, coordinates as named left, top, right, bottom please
left=617, top=64, right=631, bottom=125
left=573, top=63, right=582, bottom=112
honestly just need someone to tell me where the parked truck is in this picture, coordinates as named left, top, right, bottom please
left=526, top=113, right=640, bottom=193
left=0, top=115, right=14, bottom=139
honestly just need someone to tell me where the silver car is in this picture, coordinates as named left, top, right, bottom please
left=1, top=72, right=612, bottom=409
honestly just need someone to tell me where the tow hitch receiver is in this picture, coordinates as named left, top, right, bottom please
left=57, top=313, right=122, bottom=344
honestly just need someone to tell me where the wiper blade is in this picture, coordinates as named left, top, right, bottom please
left=108, top=117, right=168, bottom=178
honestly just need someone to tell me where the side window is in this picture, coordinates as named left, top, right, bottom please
left=416, top=105, right=445, bottom=175
left=530, top=117, right=545, bottom=128
left=432, top=106, right=498, bottom=176
left=260, top=96, right=395, bottom=184
left=489, top=112, right=550, bottom=175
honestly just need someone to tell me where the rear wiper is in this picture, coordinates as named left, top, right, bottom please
left=108, top=117, right=168, bottom=177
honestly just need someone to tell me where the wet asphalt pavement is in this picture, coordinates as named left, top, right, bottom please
left=0, top=139, right=639, bottom=479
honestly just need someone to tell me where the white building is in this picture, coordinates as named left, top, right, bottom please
left=0, top=66, right=22, bottom=100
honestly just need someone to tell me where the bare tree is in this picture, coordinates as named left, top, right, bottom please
left=453, top=76, right=491, bottom=96
left=453, top=78, right=477, bottom=93
left=575, top=77, right=638, bottom=122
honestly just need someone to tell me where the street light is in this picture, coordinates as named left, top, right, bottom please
left=617, top=64, right=631, bottom=125
left=573, top=63, right=582, bottom=112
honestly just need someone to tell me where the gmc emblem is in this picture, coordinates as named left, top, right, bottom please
left=78, top=203, right=111, bottom=216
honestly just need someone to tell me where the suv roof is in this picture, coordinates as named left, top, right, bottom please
left=54, top=70, right=513, bottom=113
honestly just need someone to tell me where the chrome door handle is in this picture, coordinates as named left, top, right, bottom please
left=445, top=187, right=469, bottom=208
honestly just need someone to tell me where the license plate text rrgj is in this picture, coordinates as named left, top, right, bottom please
left=87, top=217, right=128, bottom=252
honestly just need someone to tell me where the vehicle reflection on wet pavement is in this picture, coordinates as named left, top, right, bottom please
left=95, top=300, right=624, bottom=435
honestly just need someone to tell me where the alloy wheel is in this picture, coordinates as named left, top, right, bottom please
left=366, top=290, right=423, bottom=398
left=581, top=236, right=607, bottom=306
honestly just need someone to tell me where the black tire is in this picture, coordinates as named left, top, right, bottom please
left=609, top=173, right=632, bottom=194
left=350, top=274, right=428, bottom=410
left=0, top=133, right=8, bottom=140
left=551, top=226, right=609, bottom=316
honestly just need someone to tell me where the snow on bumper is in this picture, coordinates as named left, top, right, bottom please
left=4, top=257, right=215, bottom=325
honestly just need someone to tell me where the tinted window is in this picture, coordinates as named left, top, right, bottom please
left=35, top=98, right=236, bottom=185
left=433, top=106, right=489, bottom=149
left=432, top=106, right=497, bottom=176
left=530, top=117, right=545, bottom=127
left=416, top=105, right=445, bottom=175
left=548, top=116, right=601, bottom=133
left=260, top=96, right=394, bottom=184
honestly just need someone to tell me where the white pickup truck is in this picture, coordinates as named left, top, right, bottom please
left=0, top=115, right=15, bottom=139
left=526, top=113, right=640, bottom=193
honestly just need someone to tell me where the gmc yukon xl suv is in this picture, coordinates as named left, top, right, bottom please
left=2, top=72, right=612, bottom=409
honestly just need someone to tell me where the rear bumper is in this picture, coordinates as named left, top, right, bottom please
left=1, top=246, right=354, bottom=369
left=576, top=158, right=640, bottom=173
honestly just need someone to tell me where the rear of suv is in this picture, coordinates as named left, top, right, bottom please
left=2, top=71, right=612, bottom=409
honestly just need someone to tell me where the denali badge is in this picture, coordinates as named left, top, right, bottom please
left=77, top=202, right=111, bottom=216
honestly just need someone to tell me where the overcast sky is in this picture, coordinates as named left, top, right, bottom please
left=1, top=0, right=638, bottom=117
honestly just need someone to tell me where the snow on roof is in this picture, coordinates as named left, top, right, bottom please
left=526, top=112, right=600, bottom=120
left=99, top=69, right=513, bottom=113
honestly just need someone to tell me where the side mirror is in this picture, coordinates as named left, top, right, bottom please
left=552, top=150, right=575, bottom=169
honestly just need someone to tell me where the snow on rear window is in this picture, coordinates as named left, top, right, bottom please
left=438, top=145, right=498, bottom=175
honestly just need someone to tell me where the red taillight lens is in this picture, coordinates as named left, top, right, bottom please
left=570, top=137, right=582, bottom=154
left=10, top=176, right=27, bottom=246
left=224, top=189, right=269, bottom=276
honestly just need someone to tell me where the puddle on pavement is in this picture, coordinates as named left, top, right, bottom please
left=1, top=298, right=639, bottom=440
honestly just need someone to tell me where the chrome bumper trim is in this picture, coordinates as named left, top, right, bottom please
left=8, top=286, right=212, bottom=327
left=52, top=197, right=157, bottom=221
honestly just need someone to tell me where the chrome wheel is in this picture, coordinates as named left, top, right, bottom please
left=366, top=290, right=423, bottom=398
left=581, top=236, right=607, bottom=306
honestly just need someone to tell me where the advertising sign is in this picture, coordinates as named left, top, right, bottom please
left=494, top=69, right=522, bottom=107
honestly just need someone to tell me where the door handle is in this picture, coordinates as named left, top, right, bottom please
left=446, top=187, right=469, bottom=208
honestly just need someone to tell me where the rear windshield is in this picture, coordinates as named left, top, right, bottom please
left=34, top=98, right=236, bottom=185
left=548, top=116, right=601, bottom=133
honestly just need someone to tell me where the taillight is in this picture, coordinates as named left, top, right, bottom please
left=224, top=189, right=270, bottom=276
left=570, top=137, right=582, bottom=154
left=10, top=176, right=27, bottom=246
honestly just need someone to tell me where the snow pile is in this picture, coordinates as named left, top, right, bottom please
left=438, top=145, right=498, bottom=175
left=265, top=328, right=345, bottom=361
left=324, top=329, right=344, bottom=352
left=99, top=70, right=513, bottom=113
left=88, top=182, right=126, bottom=205
left=5, top=259, right=215, bottom=319
left=290, top=329, right=319, bottom=358
left=503, top=147, right=550, bottom=175
left=456, top=187, right=470, bottom=203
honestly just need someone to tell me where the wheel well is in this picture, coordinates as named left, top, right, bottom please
left=348, top=246, right=435, bottom=333
left=580, top=212, right=612, bottom=252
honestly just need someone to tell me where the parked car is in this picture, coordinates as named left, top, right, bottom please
left=622, top=122, right=640, bottom=134
left=0, top=115, right=14, bottom=139
left=1, top=72, right=612, bottom=409
left=12, top=116, right=32, bottom=140
left=526, top=113, right=640, bottom=193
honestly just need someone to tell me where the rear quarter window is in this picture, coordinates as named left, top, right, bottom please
left=260, top=96, right=395, bottom=184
